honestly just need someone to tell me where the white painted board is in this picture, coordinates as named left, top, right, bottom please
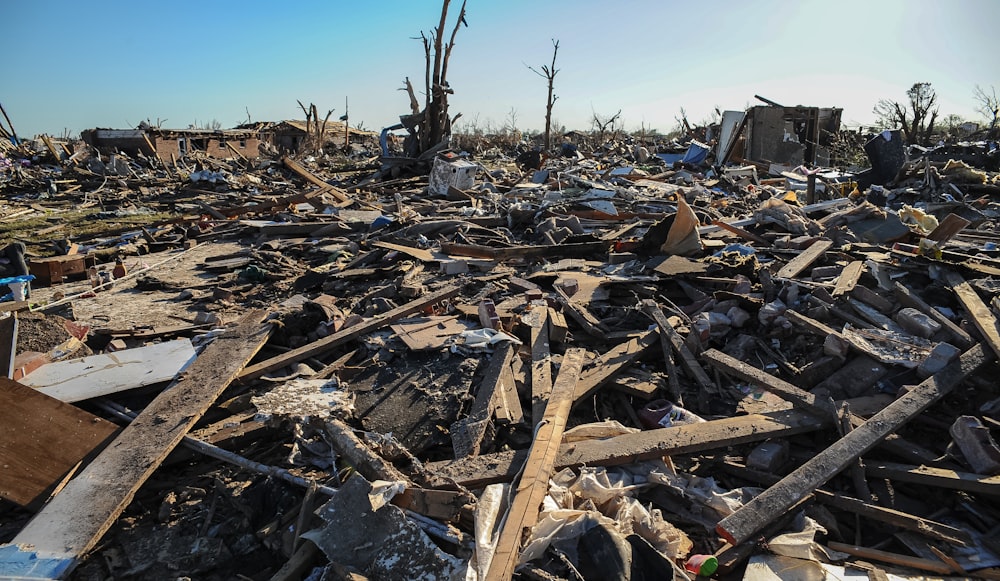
left=21, top=339, right=197, bottom=403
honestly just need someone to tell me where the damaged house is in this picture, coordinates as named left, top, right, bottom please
left=720, top=102, right=843, bottom=169
left=81, top=126, right=263, bottom=161
left=257, top=120, right=379, bottom=152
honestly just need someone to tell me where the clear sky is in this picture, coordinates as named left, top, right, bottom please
left=3, top=0, right=998, bottom=139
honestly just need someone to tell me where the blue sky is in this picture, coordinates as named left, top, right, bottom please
left=3, top=0, right=998, bottom=138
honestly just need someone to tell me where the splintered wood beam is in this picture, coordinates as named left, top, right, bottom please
left=926, top=213, right=971, bottom=243
left=1, top=311, right=272, bottom=580
left=640, top=300, right=714, bottom=392
left=239, top=285, right=462, bottom=381
left=892, top=281, right=973, bottom=348
left=452, top=342, right=515, bottom=458
left=817, top=490, right=972, bottom=545
left=944, top=270, right=1000, bottom=362
left=776, top=239, right=833, bottom=279
left=282, top=156, right=353, bottom=204
left=711, top=219, right=770, bottom=246
left=864, top=461, right=1000, bottom=495
left=716, top=344, right=989, bottom=546
left=720, top=461, right=972, bottom=546
left=702, top=348, right=838, bottom=419
left=640, top=302, right=683, bottom=402
left=832, top=261, right=865, bottom=297
left=429, top=406, right=839, bottom=488
left=485, top=348, right=586, bottom=581
left=826, top=542, right=954, bottom=575
left=525, top=304, right=552, bottom=425
left=553, top=286, right=608, bottom=339
left=572, top=329, right=659, bottom=406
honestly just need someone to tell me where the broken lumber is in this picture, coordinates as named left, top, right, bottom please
left=525, top=303, right=552, bottom=424
left=716, top=343, right=989, bottom=546
left=485, top=348, right=586, bottom=581
left=826, top=542, right=954, bottom=575
left=944, top=270, right=1000, bottom=362
left=832, top=261, right=865, bottom=297
left=893, top=281, right=974, bottom=348
left=452, top=341, right=515, bottom=458
left=239, top=285, right=461, bottom=381
left=572, top=329, right=659, bottom=406
left=0, top=310, right=271, bottom=579
left=641, top=300, right=715, bottom=392
left=720, top=461, right=972, bottom=546
left=864, top=461, right=1000, bottom=495
left=430, top=405, right=850, bottom=488
left=282, top=156, right=353, bottom=205
left=702, top=348, right=838, bottom=419
left=776, top=239, right=833, bottom=279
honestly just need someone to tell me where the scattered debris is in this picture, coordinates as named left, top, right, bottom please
left=2, top=89, right=1000, bottom=581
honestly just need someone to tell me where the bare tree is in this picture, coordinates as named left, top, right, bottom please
left=400, top=0, right=468, bottom=157
left=527, top=39, right=560, bottom=151
left=873, top=82, right=939, bottom=145
left=974, top=84, right=999, bottom=136
left=297, top=100, right=335, bottom=154
left=591, top=109, right=622, bottom=143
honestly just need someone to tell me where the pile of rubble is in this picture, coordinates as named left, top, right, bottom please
left=1, top=128, right=1000, bottom=581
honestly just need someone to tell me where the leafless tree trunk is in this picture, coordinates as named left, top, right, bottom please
left=974, top=84, right=999, bottom=137
left=404, top=0, right=468, bottom=157
left=873, top=82, right=938, bottom=145
left=297, top=100, right=334, bottom=155
left=528, top=39, right=560, bottom=152
left=592, top=109, right=622, bottom=143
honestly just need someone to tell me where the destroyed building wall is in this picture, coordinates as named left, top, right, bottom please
left=82, top=128, right=262, bottom=161
left=263, top=120, right=379, bottom=152
left=744, top=105, right=843, bottom=167
left=150, top=129, right=261, bottom=161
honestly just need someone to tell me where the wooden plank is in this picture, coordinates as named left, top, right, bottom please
left=553, top=285, right=607, bottom=339
left=776, top=239, right=833, bottom=279
left=0, top=314, right=16, bottom=379
left=239, top=285, right=461, bottom=381
left=282, top=156, right=353, bottom=204
left=817, top=489, right=972, bottom=545
left=372, top=241, right=436, bottom=263
left=716, top=343, right=989, bottom=546
left=526, top=303, right=552, bottom=425
left=826, top=542, right=953, bottom=575
left=926, top=213, right=971, bottom=243
left=641, top=302, right=682, bottom=402
left=0, top=378, right=118, bottom=507
left=429, top=406, right=840, bottom=488
left=864, top=461, right=1000, bottom=495
left=451, top=342, right=515, bottom=458
left=20, top=339, right=197, bottom=403
left=440, top=241, right=612, bottom=261
left=711, top=219, right=770, bottom=246
left=572, top=329, right=659, bottom=406
left=641, top=301, right=715, bottom=392
left=944, top=270, right=1000, bottom=362
left=719, top=461, right=972, bottom=546
left=893, top=281, right=973, bottom=348
left=832, top=261, right=865, bottom=297
left=485, top=348, right=585, bottom=581
left=702, top=348, right=838, bottom=419
left=1, top=310, right=271, bottom=579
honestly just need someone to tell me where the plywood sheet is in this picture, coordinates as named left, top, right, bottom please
left=0, top=378, right=117, bottom=506
left=20, top=339, right=197, bottom=402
